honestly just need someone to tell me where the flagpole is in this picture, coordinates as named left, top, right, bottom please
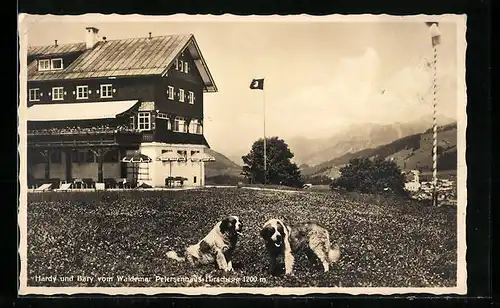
left=431, top=41, right=438, bottom=207
left=427, top=22, right=441, bottom=207
left=263, top=85, right=267, bottom=185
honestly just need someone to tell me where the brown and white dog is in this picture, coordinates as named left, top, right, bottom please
left=166, top=216, right=243, bottom=272
left=260, top=218, right=340, bottom=275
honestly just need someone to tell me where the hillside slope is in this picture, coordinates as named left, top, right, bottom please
left=304, top=122, right=457, bottom=178
left=205, top=149, right=243, bottom=178
left=288, top=115, right=455, bottom=167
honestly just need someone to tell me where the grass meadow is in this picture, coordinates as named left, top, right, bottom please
left=26, top=187, right=457, bottom=288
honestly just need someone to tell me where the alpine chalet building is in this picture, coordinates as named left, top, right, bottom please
left=26, top=27, right=217, bottom=189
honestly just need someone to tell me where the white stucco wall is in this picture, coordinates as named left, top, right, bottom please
left=29, top=143, right=209, bottom=187
left=138, top=142, right=207, bottom=187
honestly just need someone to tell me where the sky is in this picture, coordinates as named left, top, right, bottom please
left=22, top=15, right=462, bottom=157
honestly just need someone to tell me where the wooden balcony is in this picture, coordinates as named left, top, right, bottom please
left=27, top=128, right=143, bottom=148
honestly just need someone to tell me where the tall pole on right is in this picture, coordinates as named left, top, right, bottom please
left=427, top=21, right=441, bottom=207
left=263, top=88, right=267, bottom=185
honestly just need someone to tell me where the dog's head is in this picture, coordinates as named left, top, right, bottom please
left=260, top=219, right=287, bottom=249
left=220, top=215, right=243, bottom=236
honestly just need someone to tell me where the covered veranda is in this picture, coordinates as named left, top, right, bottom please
left=26, top=100, right=143, bottom=189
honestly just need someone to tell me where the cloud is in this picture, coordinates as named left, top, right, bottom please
left=270, top=47, right=457, bottom=137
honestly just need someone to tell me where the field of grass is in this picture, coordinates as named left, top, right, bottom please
left=27, top=188, right=457, bottom=289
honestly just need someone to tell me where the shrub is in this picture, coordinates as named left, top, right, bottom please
left=330, top=157, right=408, bottom=197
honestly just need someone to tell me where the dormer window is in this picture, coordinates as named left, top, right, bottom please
left=38, top=59, right=50, bottom=71
left=51, top=58, right=63, bottom=70
left=184, top=62, right=189, bottom=73
left=38, top=58, right=63, bottom=71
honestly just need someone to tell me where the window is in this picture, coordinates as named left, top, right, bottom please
left=29, top=88, right=40, bottom=101
left=191, top=150, right=200, bottom=156
left=179, top=89, right=185, bottom=102
left=167, top=86, right=174, bottom=100
left=189, top=119, right=202, bottom=134
left=52, top=87, right=64, bottom=101
left=174, top=116, right=187, bottom=133
left=138, top=112, right=151, bottom=131
left=38, top=59, right=50, bottom=71
left=100, top=84, right=113, bottom=98
left=162, top=149, right=173, bottom=154
left=157, top=113, right=171, bottom=130
left=166, top=117, right=171, bottom=130
left=76, top=86, right=89, bottom=99
left=193, top=176, right=197, bottom=184
left=175, top=59, right=179, bottom=70
left=184, top=62, right=189, bottom=73
left=129, top=116, right=135, bottom=129
left=177, top=150, right=187, bottom=160
left=188, top=91, right=194, bottom=104
left=51, top=58, right=63, bottom=70
left=178, top=60, right=184, bottom=71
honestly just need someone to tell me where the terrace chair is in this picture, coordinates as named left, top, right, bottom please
left=57, top=183, right=72, bottom=191
left=115, top=178, right=127, bottom=189
left=95, top=183, right=105, bottom=190
left=49, top=178, right=61, bottom=189
left=104, top=178, right=117, bottom=189
left=35, top=183, right=52, bottom=192
left=82, top=178, right=95, bottom=189
left=73, top=178, right=84, bottom=189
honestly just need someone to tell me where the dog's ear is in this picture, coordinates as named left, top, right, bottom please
left=219, top=217, right=233, bottom=234
left=276, top=220, right=287, bottom=238
left=260, top=225, right=271, bottom=239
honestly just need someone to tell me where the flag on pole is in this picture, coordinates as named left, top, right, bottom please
left=426, top=22, right=441, bottom=47
left=250, top=78, right=264, bottom=90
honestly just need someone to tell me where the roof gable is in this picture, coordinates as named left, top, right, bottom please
left=27, top=34, right=218, bottom=92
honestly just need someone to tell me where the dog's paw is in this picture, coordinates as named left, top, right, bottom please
left=284, top=270, right=295, bottom=277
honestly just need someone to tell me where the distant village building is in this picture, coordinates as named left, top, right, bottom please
left=404, top=169, right=421, bottom=192
left=26, top=27, right=217, bottom=188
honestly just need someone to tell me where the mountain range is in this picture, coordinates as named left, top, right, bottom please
left=301, top=121, right=457, bottom=178
left=205, top=115, right=457, bottom=181
left=286, top=114, right=456, bottom=167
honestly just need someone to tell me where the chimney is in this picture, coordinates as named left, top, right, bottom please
left=54, top=40, right=58, bottom=47
left=102, top=36, right=107, bottom=42
left=85, top=27, right=99, bottom=49
left=148, top=32, right=152, bottom=39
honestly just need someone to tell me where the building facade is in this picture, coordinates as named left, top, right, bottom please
left=26, top=27, right=217, bottom=188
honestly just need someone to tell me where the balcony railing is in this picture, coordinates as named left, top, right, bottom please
left=142, top=133, right=154, bottom=142
left=27, top=125, right=140, bottom=136
left=27, top=125, right=143, bottom=148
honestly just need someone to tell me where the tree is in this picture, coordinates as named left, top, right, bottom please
left=242, top=137, right=304, bottom=187
left=331, top=156, right=408, bottom=197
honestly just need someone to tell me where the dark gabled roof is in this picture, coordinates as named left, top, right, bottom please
left=28, top=43, right=87, bottom=58
left=27, top=34, right=218, bottom=92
